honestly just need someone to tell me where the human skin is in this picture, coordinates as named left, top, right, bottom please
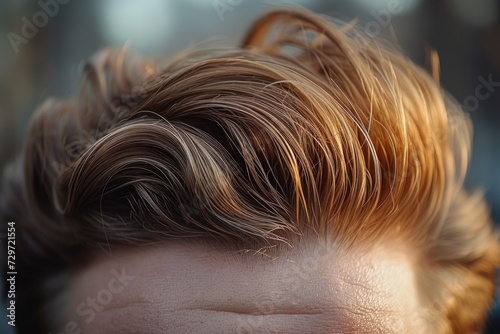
left=66, top=238, right=422, bottom=334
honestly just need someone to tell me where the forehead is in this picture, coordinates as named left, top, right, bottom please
left=68, top=240, right=421, bottom=333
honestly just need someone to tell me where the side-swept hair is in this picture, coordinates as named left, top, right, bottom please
left=1, top=8, right=499, bottom=333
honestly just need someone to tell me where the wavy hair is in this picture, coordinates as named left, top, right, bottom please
left=1, top=8, right=499, bottom=333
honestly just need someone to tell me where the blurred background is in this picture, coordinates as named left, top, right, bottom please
left=0, top=0, right=499, bottom=332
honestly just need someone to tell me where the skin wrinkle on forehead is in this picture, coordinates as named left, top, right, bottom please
left=69, top=239, right=421, bottom=333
